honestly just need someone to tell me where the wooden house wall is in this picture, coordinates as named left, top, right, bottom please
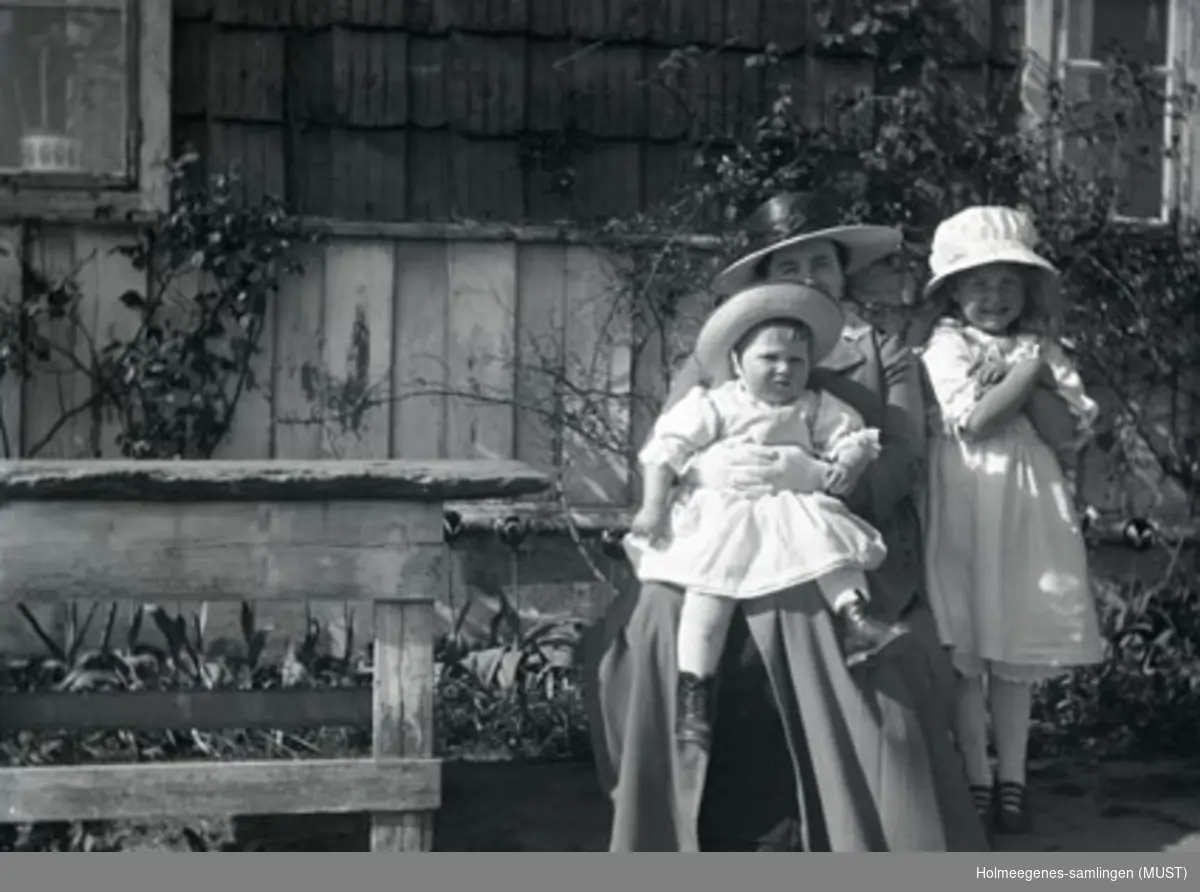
left=169, top=0, right=1023, bottom=224
left=0, top=214, right=1188, bottom=657
left=2, top=1, right=1191, bottom=658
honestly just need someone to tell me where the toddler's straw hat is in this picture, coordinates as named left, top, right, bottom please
left=695, top=281, right=845, bottom=383
left=923, top=206, right=1062, bottom=321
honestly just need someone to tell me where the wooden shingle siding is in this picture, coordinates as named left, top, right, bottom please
left=447, top=33, right=527, bottom=135
left=167, top=0, right=1017, bottom=224
left=208, top=27, right=287, bottom=122
left=215, top=0, right=293, bottom=26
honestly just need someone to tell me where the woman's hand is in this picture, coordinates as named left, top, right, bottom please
left=823, top=463, right=855, bottom=496
left=686, top=439, right=829, bottom=494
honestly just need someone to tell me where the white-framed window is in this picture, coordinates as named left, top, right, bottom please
left=1024, top=0, right=1194, bottom=224
left=0, top=0, right=171, bottom=219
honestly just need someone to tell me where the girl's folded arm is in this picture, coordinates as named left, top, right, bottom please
left=1025, top=386, right=1081, bottom=452
left=962, top=358, right=1044, bottom=440
left=922, top=323, right=1043, bottom=442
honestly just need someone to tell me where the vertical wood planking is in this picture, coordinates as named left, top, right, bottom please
left=75, top=230, right=149, bottom=458
left=371, top=591, right=437, bottom=851
left=273, top=243, right=327, bottom=460
left=21, top=230, right=93, bottom=459
left=444, top=243, right=517, bottom=460
left=629, top=269, right=667, bottom=503
left=321, top=241, right=396, bottom=460
left=392, top=242, right=449, bottom=460
left=1184, top=0, right=1200, bottom=216
left=0, top=226, right=22, bottom=459
left=211, top=272, right=276, bottom=460
left=1021, top=0, right=1058, bottom=128
left=561, top=246, right=632, bottom=504
left=0, top=225, right=52, bottom=655
left=514, top=244, right=568, bottom=486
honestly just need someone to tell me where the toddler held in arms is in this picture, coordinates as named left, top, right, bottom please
left=624, top=281, right=911, bottom=749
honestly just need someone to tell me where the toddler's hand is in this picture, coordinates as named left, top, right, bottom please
left=823, top=463, right=854, bottom=496
left=629, top=503, right=669, bottom=545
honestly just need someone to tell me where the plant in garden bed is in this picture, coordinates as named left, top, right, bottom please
left=0, top=151, right=313, bottom=460
left=0, top=598, right=592, bottom=850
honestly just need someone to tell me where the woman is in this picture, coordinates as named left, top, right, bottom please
left=585, top=191, right=989, bottom=852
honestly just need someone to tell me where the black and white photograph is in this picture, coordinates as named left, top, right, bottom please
left=0, top=0, right=1197, bottom=859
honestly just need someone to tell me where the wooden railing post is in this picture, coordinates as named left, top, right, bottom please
left=371, top=595, right=436, bottom=851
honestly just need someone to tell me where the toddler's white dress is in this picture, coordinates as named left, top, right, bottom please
left=920, top=318, right=1106, bottom=681
left=624, top=380, right=888, bottom=599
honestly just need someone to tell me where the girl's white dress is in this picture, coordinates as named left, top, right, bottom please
left=920, top=318, right=1106, bottom=681
left=624, top=380, right=888, bottom=599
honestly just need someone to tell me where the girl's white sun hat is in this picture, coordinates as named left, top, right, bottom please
left=923, top=206, right=1062, bottom=322
left=694, top=281, right=846, bottom=383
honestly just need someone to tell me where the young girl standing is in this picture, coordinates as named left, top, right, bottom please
left=919, top=206, right=1105, bottom=838
left=625, top=281, right=912, bottom=752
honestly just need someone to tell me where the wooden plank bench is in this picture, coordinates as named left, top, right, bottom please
left=0, top=459, right=550, bottom=851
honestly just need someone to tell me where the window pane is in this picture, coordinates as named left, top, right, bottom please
left=1067, top=0, right=1169, bottom=67
left=1062, top=65, right=1167, bottom=219
left=0, top=0, right=133, bottom=179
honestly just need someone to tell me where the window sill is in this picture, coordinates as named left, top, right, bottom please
left=0, top=183, right=165, bottom=225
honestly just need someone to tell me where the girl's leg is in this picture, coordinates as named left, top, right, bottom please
left=954, top=672, right=995, bottom=830
left=955, top=673, right=992, bottom=785
left=990, top=674, right=1034, bottom=833
left=816, top=566, right=911, bottom=667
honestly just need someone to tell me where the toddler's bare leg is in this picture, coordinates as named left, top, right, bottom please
left=674, top=590, right=735, bottom=756
left=816, top=565, right=910, bottom=668
left=677, top=590, right=737, bottom=678
left=673, top=590, right=735, bottom=852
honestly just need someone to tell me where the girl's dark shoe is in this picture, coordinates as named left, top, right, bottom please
left=970, top=783, right=996, bottom=846
left=675, top=671, right=717, bottom=749
left=839, top=596, right=911, bottom=668
left=994, top=781, right=1030, bottom=835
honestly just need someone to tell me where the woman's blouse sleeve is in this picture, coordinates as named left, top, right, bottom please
left=920, top=322, right=979, bottom=435
left=636, top=385, right=722, bottom=474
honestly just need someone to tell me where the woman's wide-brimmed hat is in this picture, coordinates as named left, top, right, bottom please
left=695, top=281, right=846, bottom=383
left=711, top=191, right=903, bottom=296
left=923, top=205, right=1061, bottom=322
